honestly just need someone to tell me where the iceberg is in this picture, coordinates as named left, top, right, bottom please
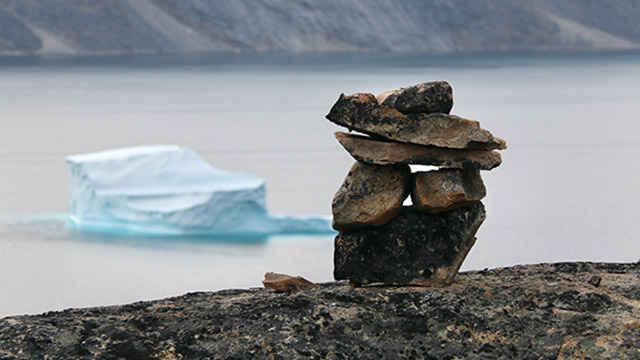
left=66, top=146, right=333, bottom=236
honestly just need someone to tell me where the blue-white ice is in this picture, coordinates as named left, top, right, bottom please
left=66, top=146, right=333, bottom=236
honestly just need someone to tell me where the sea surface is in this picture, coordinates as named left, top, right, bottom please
left=1, top=52, right=640, bottom=317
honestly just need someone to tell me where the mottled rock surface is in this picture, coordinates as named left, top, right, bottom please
left=377, top=81, right=453, bottom=114
left=333, top=203, right=486, bottom=286
left=262, top=273, right=319, bottom=292
left=335, top=132, right=502, bottom=170
left=332, top=161, right=410, bottom=231
left=335, top=203, right=486, bottom=286
left=2, top=262, right=638, bottom=359
left=326, top=93, right=506, bottom=150
left=412, top=169, right=486, bottom=214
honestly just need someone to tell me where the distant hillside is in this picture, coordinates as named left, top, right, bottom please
left=1, top=0, right=639, bottom=56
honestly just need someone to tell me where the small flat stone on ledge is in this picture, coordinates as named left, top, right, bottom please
left=262, top=273, right=319, bottom=292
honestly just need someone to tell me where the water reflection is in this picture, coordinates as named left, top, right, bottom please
left=0, top=215, right=336, bottom=317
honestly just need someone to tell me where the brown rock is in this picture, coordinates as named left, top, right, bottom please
left=332, top=161, right=410, bottom=231
left=262, top=272, right=319, bottom=292
left=335, top=132, right=502, bottom=170
left=376, top=81, right=453, bottom=114
left=326, top=93, right=506, bottom=150
left=412, top=169, right=486, bottom=214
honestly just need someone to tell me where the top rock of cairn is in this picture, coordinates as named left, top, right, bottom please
left=377, top=81, right=454, bottom=115
left=327, top=81, right=505, bottom=286
left=327, top=82, right=506, bottom=151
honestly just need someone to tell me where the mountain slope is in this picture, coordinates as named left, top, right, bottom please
left=0, top=0, right=638, bottom=56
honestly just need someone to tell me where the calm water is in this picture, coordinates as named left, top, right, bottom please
left=1, top=52, right=640, bottom=317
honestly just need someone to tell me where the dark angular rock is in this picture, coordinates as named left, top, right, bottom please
left=376, top=81, right=453, bottom=114
left=326, top=93, right=506, bottom=150
left=332, top=161, right=410, bottom=231
left=588, top=275, right=602, bottom=288
left=335, top=132, right=502, bottom=170
left=334, top=203, right=486, bottom=286
left=412, top=168, right=486, bottom=214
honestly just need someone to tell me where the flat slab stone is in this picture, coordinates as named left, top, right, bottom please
left=334, top=203, right=486, bottom=286
left=376, top=81, right=453, bottom=114
left=262, top=273, right=319, bottom=292
left=326, top=93, right=506, bottom=150
left=412, top=169, right=486, bottom=214
left=335, top=132, right=502, bottom=170
left=332, top=161, right=410, bottom=231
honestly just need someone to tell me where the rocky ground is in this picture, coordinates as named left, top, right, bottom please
left=1, top=262, right=638, bottom=359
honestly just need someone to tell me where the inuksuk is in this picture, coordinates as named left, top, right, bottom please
left=326, top=81, right=506, bottom=286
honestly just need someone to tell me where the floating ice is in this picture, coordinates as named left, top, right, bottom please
left=66, top=146, right=333, bottom=236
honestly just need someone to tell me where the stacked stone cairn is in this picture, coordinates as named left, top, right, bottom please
left=326, top=81, right=506, bottom=286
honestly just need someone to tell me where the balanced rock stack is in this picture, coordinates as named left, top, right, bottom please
left=326, top=81, right=506, bottom=286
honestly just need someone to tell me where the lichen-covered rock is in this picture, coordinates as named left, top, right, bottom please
left=335, top=132, right=502, bottom=170
left=377, top=81, right=453, bottom=114
left=326, top=93, right=506, bottom=150
left=2, top=262, right=638, bottom=360
left=262, top=272, right=319, bottom=292
left=334, top=203, right=486, bottom=286
left=412, top=168, right=486, bottom=214
left=332, top=161, right=410, bottom=231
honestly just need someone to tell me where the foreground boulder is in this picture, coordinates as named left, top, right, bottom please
left=332, top=162, right=410, bottom=231
left=326, top=93, right=506, bottom=150
left=376, top=81, right=453, bottom=114
left=334, top=203, right=486, bottom=286
left=412, top=168, right=486, bottom=213
left=2, top=262, right=638, bottom=359
left=335, top=132, right=502, bottom=170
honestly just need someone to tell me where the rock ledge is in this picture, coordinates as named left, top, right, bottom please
left=1, top=262, right=639, bottom=359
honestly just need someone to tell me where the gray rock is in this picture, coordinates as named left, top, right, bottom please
left=376, top=81, right=453, bottom=114
left=326, top=93, right=506, bottom=150
left=335, top=132, right=502, bottom=170
left=334, top=203, right=486, bottom=286
left=2, top=262, right=640, bottom=359
left=332, top=162, right=410, bottom=231
left=412, top=168, right=486, bottom=214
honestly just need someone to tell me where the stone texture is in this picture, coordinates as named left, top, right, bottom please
left=377, top=81, right=453, bottom=114
left=332, top=161, right=410, bottom=231
left=2, top=262, right=639, bottom=359
left=335, top=132, right=502, bottom=170
left=262, top=272, right=319, bottom=292
left=412, top=168, right=486, bottom=214
left=334, top=203, right=486, bottom=286
left=326, top=93, right=506, bottom=150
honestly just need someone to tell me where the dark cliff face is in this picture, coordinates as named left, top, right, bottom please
left=0, top=0, right=639, bottom=56
left=0, top=8, right=41, bottom=53
left=1, top=262, right=638, bottom=359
